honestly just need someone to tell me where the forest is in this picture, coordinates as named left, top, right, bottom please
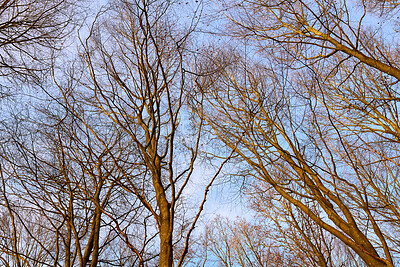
left=0, top=0, right=400, bottom=266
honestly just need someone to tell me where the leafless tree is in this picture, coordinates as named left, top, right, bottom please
left=193, top=4, right=400, bottom=261
left=0, top=92, right=144, bottom=266
left=201, top=215, right=292, bottom=267
left=51, top=0, right=229, bottom=266
left=0, top=0, right=80, bottom=82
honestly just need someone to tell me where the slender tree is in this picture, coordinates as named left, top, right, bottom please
left=55, top=0, right=226, bottom=265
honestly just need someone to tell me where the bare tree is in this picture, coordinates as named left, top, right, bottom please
left=201, top=215, right=292, bottom=267
left=0, top=0, right=80, bottom=81
left=0, top=93, right=140, bottom=266
left=193, top=15, right=400, bottom=263
left=52, top=0, right=227, bottom=266
left=0, top=0, right=229, bottom=265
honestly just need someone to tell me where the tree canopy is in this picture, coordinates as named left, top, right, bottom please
left=1, top=0, right=400, bottom=266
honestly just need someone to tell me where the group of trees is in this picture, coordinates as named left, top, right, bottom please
left=1, top=0, right=400, bottom=266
